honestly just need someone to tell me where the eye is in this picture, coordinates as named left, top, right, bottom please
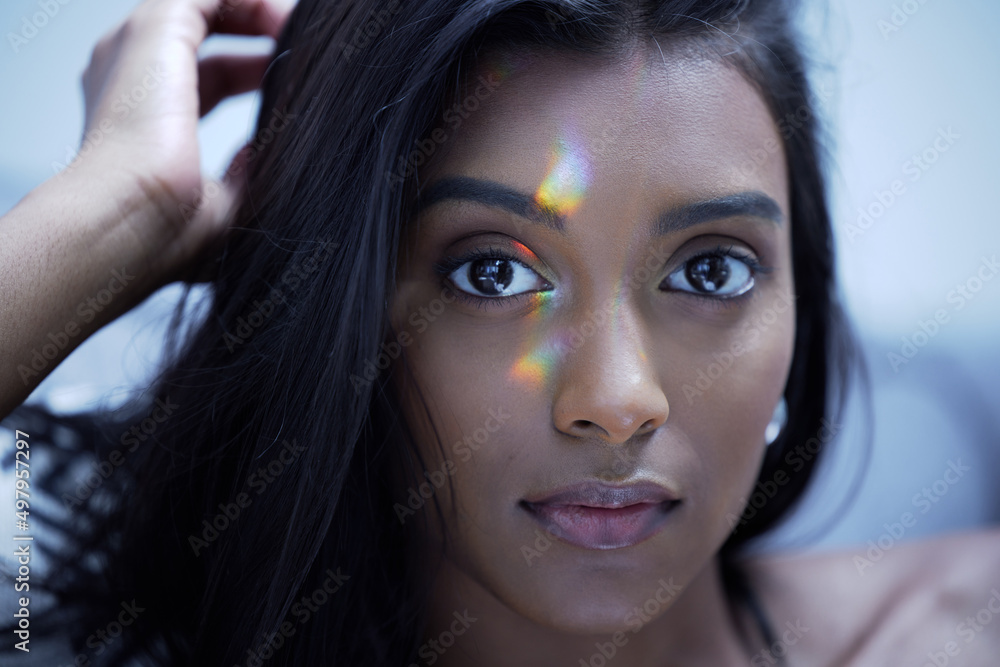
left=662, top=250, right=756, bottom=297
left=449, top=256, right=549, bottom=298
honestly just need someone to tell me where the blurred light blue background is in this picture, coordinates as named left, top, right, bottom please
left=1, top=0, right=998, bottom=553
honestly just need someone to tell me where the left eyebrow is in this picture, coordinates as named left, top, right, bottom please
left=655, top=191, right=784, bottom=235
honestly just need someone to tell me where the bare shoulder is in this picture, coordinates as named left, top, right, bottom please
left=740, top=527, right=1000, bottom=666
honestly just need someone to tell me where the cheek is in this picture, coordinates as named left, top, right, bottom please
left=392, top=323, right=549, bottom=600
left=666, top=299, right=796, bottom=528
left=390, top=310, right=537, bottom=509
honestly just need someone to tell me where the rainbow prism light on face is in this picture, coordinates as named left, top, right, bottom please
left=507, top=130, right=594, bottom=388
left=533, top=130, right=592, bottom=217
left=508, top=292, right=566, bottom=388
left=511, top=127, right=657, bottom=387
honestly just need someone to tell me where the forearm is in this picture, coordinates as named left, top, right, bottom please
left=0, top=164, right=177, bottom=417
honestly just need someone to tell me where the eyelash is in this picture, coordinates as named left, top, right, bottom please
left=433, top=243, right=771, bottom=309
left=666, top=244, right=771, bottom=309
left=695, top=244, right=768, bottom=273
left=433, top=246, right=549, bottom=310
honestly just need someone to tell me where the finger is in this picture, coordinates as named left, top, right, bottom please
left=194, top=0, right=294, bottom=39
left=198, top=53, right=274, bottom=116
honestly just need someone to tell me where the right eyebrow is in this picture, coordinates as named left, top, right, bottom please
left=414, top=176, right=567, bottom=231
left=654, top=191, right=784, bottom=235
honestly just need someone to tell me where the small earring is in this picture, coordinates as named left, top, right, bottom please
left=764, top=396, right=787, bottom=447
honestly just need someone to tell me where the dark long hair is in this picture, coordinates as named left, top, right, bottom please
left=7, top=0, right=855, bottom=664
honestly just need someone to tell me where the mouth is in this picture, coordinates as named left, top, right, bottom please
left=519, top=481, right=682, bottom=550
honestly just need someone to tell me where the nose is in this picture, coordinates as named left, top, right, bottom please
left=551, top=306, right=669, bottom=444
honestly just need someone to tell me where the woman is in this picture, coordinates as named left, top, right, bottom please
left=2, top=0, right=997, bottom=665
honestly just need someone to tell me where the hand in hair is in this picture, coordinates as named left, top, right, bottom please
left=0, top=0, right=292, bottom=418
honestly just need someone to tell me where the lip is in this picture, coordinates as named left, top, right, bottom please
left=520, top=481, right=681, bottom=550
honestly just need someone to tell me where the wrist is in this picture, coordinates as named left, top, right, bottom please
left=44, top=151, right=202, bottom=291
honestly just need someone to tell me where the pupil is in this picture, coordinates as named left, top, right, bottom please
left=470, top=259, right=514, bottom=295
left=686, top=256, right=729, bottom=292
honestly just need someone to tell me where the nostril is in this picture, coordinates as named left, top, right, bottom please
left=568, top=417, right=657, bottom=442
left=637, top=418, right=657, bottom=434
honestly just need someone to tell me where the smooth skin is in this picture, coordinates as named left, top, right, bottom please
left=1, top=2, right=997, bottom=666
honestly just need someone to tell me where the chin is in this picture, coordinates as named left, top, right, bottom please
left=460, top=535, right=697, bottom=635
left=501, top=568, right=687, bottom=636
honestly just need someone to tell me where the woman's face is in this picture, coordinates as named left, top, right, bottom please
left=390, top=43, right=795, bottom=633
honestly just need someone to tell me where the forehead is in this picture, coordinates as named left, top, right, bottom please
left=420, top=43, right=788, bottom=218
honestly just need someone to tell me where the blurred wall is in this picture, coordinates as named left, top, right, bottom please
left=768, top=0, right=1000, bottom=551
